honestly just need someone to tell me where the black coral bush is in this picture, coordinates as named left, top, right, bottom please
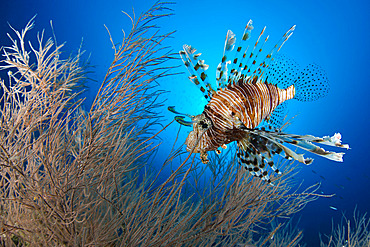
left=0, top=2, right=323, bottom=246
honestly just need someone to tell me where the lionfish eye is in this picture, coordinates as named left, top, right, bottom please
left=199, top=120, right=210, bottom=130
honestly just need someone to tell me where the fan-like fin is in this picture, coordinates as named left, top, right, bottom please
left=264, top=54, right=329, bottom=102
left=271, top=132, right=349, bottom=150
left=216, top=30, right=236, bottom=89
left=259, top=25, right=296, bottom=79
left=259, top=101, right=288, bottom=130
left=294, top=63, right=330, bottom=101
left=236, top=25, right=295, bottom=83
left=244, top=128, right=349, bottom=163
left=263, top=54, right=300, bottom=89
left=223, top=20, right=254, bottom=85
left=243, top=26, right=268, bottom=78
left=179, top=45, right=215, bottom=101
left=237, top=146, right=273, bottom=184
left=237, top=133, right=285, bottom=184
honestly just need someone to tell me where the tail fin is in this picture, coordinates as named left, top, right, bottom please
left=294, top=63, right=330, bottom=102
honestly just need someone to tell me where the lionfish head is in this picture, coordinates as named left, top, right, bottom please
left=168, top=106, right=212, bottom=153
left=185, top=113, right=212, bottom=153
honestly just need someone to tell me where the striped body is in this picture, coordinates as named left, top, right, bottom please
left=186, top=79, right=295, bottom=153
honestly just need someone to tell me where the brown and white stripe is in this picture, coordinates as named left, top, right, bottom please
left=195, top=79, right=295, bottom=152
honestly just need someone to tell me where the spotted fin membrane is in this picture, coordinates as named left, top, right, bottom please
left=258, top=102, right=288, bottom=131
left=259, top=53, right=330, bottom=130
left=264, top=54, right=330, bottom=101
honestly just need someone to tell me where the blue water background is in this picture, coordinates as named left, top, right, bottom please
left=1, top=0, right=369, bottom=245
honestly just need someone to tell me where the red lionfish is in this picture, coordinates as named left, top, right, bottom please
left=169, top=20, right=349, bottom=183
